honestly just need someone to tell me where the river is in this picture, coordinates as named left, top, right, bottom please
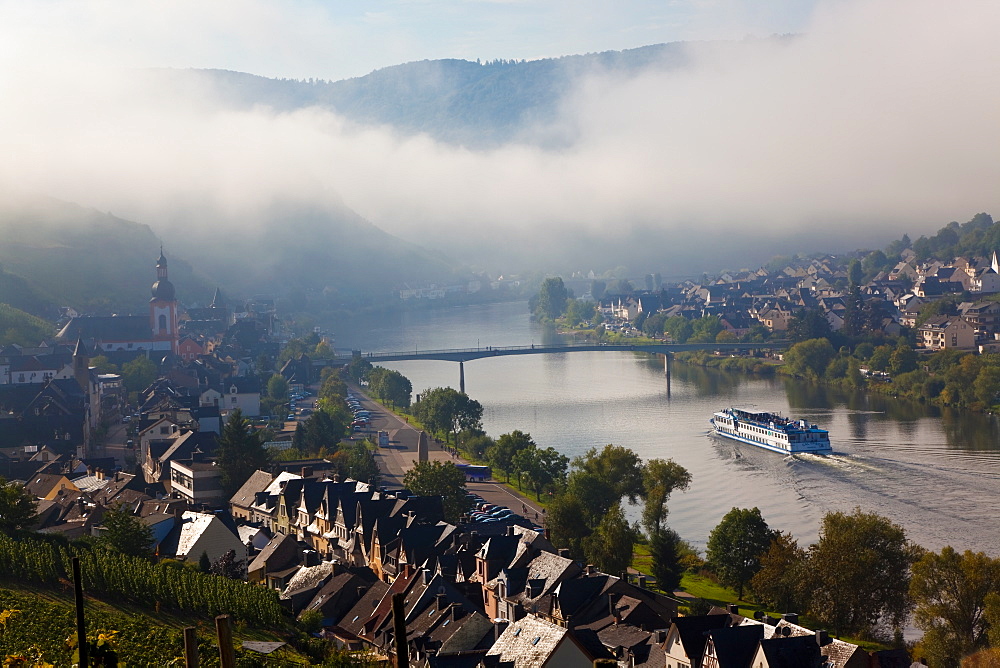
left=331, top=301, right=1000, bottom=555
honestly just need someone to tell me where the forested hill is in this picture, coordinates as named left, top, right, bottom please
left=158, top=42, right=701, bottom=147
left=0, top=191, right=210, bottom=315
left=899, top=212, right=1000, bottom=261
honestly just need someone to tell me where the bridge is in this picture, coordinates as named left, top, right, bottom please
left=328, top=341, right=788, bottom=393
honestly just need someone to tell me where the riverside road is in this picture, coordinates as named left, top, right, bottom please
left=347, top=383, right=548, bottom=525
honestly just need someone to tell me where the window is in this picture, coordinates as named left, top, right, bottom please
left=158, top=314, right=167, bottom=331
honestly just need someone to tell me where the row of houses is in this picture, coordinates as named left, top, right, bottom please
left=222, top=467, right=913, bottom=667
left=601, top=251, right=1000, bottom=352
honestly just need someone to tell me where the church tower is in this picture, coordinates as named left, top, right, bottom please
left=150, top=248, right=179, bottom=354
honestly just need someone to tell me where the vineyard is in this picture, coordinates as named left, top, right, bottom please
left=0, top=587, right=310, bottom=666
left=0, top=534, right=284, bottom=628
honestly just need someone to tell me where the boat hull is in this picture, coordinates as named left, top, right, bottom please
left=710, top=408, right=832, bottom=454
left=710, top=424, right=832, bottom=454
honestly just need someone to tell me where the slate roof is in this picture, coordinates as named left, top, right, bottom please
left=705, top=624, right=764, bottom=668
left=756, top=635, right=822, bottom=667
left=301, top=569, right=378, bottom=622
left=280, top=562, right=335, bottom=601
left=159, top=511, right=215, bottom=559
left=487, top=615, right=580, bottom=668
left=248, top=532, right=301, bottom=575
left=669, top=614, right=731, bottom=667
left=231, top=469, right=273, bottom=508
left=57, top=315, right=154, bottom=343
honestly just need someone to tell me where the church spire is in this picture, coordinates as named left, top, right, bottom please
left=992, top=250, right=998, bottom=274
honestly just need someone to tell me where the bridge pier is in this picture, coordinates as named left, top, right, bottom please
left=664, top=353, right=671, bottom=398
left=459, top=361, right=465, bottom=394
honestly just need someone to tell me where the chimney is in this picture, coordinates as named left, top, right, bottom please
left=815, top=630, right=831, bottom=647
left=728, top=604, right=740, bottom=615
left=494, top=619, right=509, bottom=642
left=558, top=548, right=570, bottom=559
left=782, top=612, right=799, bottom=625
left=506, top=525, right=515, bottom=536
left=763, top=615, right=778, bottom=626
left=586, top=564, right=597, bottom=576
left=636, top=575, right=647, bottom=589
left=173, top=506, right=185, bottom=521
left=544, top=528, right=551, bottom=541
left=422, top=568, right=432, bottom=585
left=301, top=466, right=313, bottom=478
left=451, top=604, right=463, bottom=622
left=77, top=497, right=85, bottom=514
left=96, top=468, right=105, bottom=481
left=436, top=593, right=448, bottom=611
left=357, top=586, right=367, bottom=599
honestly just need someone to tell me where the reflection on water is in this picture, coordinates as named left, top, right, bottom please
left=330, top=303, right=1000, bottom=554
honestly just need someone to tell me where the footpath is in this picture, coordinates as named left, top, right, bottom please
left=346, top=383, right=548, bottom=526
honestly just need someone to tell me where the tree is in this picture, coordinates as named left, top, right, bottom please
left=513, top=445, right=569, bottom=500
left=121, top=356, right=157, bottom=394
left=546, top=493, right=591, bottom=559
left=750, top=532, right=808, bottom=612
left=216, top=409, right=271, bottom=496
left=910, top=547, right=1000, bottom=667
left=788, top=308, right=832, bottom=343
left=89, top=355, right=118, bottom=374
left=402, top=461, right=469, bottom=522
left=805, top=508, right=915, bottom=637
left=783, top=338, right=836, bottom=379
left=664, top=316, right=693, bottom=343
left=293, top=409, right=347, bottom=454
left=582, top=503, right=635, bottom=577
left=368, top=367, right=412, bottom=408
left=0, top=476, right=37, bottom=533
left=488, top=430, right=535, bottom=483
left=345, top=355, right=373, bottom=383
left=574, top=444, right=645, bottom=505
left=210, top=549, right=247, bottom=580
left=100, top=503, right=154, bottom=558
left=889, top=344, right=918, bottom=376
left=565, top=470, right=618, bottom=525
left=649, top=527, right=684, bottom=594
left=266, top=374, right=289, bottom=400
left=641, top=458, right=691, bottom=537
left=848, top=258, right=864, bottom=286
left=535, top=277, right=569, bottom=321
left=706, top=507, right=775, bottom=599
left=413, top=387, right=483, bottom=443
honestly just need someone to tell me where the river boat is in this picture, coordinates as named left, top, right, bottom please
left=710, top=407, right=832, bottom=454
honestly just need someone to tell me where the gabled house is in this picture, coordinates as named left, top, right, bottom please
left=486, top=614, right=595, bottom=668
left=158, top=510, right=245, bottom=567
left=917, top=316, right=976, bottom=350
left=662, top=614, right=731, bottom=668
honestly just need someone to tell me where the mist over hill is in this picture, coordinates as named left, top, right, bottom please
left=2, top=1, right=998, bottom=292
left=172, top=42, right=700, bottom=149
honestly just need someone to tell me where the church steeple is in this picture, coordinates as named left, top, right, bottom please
left=150, top=248, right=179, bottom=354
left=992, top=250, right=998, bottom=274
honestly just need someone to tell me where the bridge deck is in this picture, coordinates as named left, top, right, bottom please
left=330, top=341, right=786, bottom=363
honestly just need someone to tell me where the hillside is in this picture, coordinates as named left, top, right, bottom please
left=157, top=42, right=698, bottom=148
left=0, top=189, right=461, bottom=316
left=0, top=190, right=211, bottom=314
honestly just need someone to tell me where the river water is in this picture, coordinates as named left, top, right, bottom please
left=332, top=301, right=1000, bottom=555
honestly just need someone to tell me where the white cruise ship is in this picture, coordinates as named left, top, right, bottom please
left=711, top=407, right=832, bottom=454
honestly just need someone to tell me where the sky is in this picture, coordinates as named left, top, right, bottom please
left=1, top=0, right=999, bottom=276
left=0, top=0, right=821, bottom=81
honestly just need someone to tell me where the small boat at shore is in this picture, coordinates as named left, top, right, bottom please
left=710, top=407, right=832, bottom=454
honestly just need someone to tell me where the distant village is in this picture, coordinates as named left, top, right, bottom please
left=592, top=250, right=1000, bottom=354
left=0, top=247, right=958, bottom=665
